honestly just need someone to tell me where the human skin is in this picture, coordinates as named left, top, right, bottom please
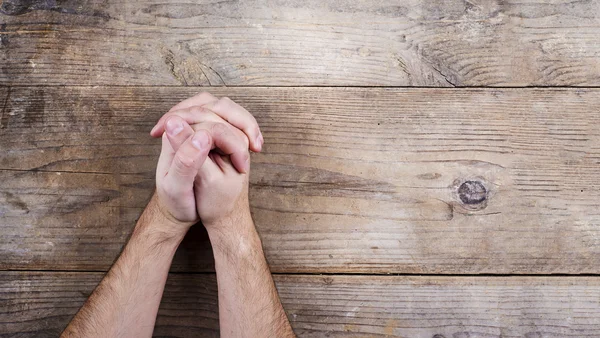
left=61, top=93, right=294, bottom=337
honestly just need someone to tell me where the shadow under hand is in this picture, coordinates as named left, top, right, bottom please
left=171, top=223, right=215, bottom=272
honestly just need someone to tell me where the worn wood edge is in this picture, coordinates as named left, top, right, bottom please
left=5, top=85, right=600, bottom=89
left=2, top=271, right=600, bottom=337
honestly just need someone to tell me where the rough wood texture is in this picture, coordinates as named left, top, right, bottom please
left=2, top=0, right=600, bottom=86
left=1, top=86, right=600, bottom=274
left=2, top=272, right=599, bottom=337
left=0, top=86, right=8, bottom=128
left=0, top=272, right=219, bottom=337
left=0, top=170, right=215, bottom=271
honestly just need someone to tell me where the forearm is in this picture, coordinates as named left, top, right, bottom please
left=208, top=210, right=295, bottom=337
left=62, top=194, right=186, bottom=338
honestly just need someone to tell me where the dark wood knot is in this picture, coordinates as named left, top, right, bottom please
left=458, top=180, right=487, bottom=205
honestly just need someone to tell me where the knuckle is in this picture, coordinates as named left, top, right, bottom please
left=214, top=97, right=232, bottom=111
left=198, top=91, right=216, bottom=101
left=175, top=154, right=195, bottom=170
left=232, top=128, right=249, bottom=147
left=190, top=106, right=208, bottom=115
left=240, top=150, right=250, bottom=161
left=195, top=128, right=211, bottom=141
left=211, top=122, right=228, bottom=135
left=193, top=107, right=221, bottom=123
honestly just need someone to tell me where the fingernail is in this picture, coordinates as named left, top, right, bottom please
left=254, top=135, right=262, bottom=151
left=166, top=118, right=183, bottom=136
left=150, top=124, right=159, bottom=134
left=256, top=133, right=264, bottom=150
left=245, top=155, right=250, bottom=172
left=192, top=132, right=209, bottom=150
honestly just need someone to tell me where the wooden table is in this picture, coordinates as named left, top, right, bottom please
left=1, top=1, right=600, bottom=336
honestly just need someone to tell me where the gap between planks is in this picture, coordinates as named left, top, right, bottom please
left=3, top=268, right=600, bottom=278
left=6, top=85, right=600, bottom=89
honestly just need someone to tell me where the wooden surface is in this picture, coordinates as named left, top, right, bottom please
left=2, top=272, right=600, bottom=338
left=2, top=0, right=600, bottom=86
left=2, top=87, right=600, bottom=274
left=3, top=0, right=600, bottom=336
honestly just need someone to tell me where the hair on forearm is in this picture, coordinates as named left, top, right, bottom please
left=61, top=269, right=121, bottom=337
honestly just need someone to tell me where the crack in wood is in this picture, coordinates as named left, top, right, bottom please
left=431, top=64, right=457, bottom=87
left=198, top=61, right=226, bottom=86
left=197, top=65, right=212, bottom=86
left=161, top=47, right=188, bottom=85
left=209, top=66, right=226, bottom=86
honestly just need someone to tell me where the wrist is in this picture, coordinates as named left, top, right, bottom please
left=205, top=208, right=258, bottom=254
left=206, top=210, right=271, bottom=277
left=136, top=194, right=191, bottom=246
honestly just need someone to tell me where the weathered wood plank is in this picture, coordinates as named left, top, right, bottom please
left=0, top=272, right=219, bottom=337
left=0, top=169, right=216, bottom=271
left=0, top=87, right=8, bottom=129
left=2, top=272, right=600, bottom=337
left=2, top=87, right=600, bottom=274
left=2, top=0, right=600, bottom=86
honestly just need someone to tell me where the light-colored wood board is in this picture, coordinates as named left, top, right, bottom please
left=2, top=272, right=600, bottom=337
left=2, top=87, right=600, bottom=274
left=2, top=0, right=600, bottom=86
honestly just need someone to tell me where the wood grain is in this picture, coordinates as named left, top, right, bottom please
left=0, top=169, right=216, bottom=271
left=1, top=86, right=600, bottom=274
left=0, top=87, right=8, bottom=129
left=2, top=272, right=600, bottom=337
left=2, top=0, right=600, bottom=86
left=0, top=271, right=219, bottom=337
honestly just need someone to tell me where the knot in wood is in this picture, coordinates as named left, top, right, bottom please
left=0, top=0, right=32, bottom=16
left=458, top=180, right=487, bottom=205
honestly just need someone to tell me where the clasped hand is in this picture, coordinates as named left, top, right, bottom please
left=149, top=92, right=263, bottom=235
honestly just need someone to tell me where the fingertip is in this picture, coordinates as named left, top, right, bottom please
left=191, top=130, right=211, bottom=151
left=244, top=154, right=250, bottom=173
left=151, top=114, right=173, bottom=136
left=254, top=132, right=264, bottom=152
left=232, top=151, right=250, bottom=173
left=150, top=123, right=162, bottom=137
left=165, top=115, right=184, bottom=137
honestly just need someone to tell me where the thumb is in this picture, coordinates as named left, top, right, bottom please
left=164, top=130, right=211, bottom=194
